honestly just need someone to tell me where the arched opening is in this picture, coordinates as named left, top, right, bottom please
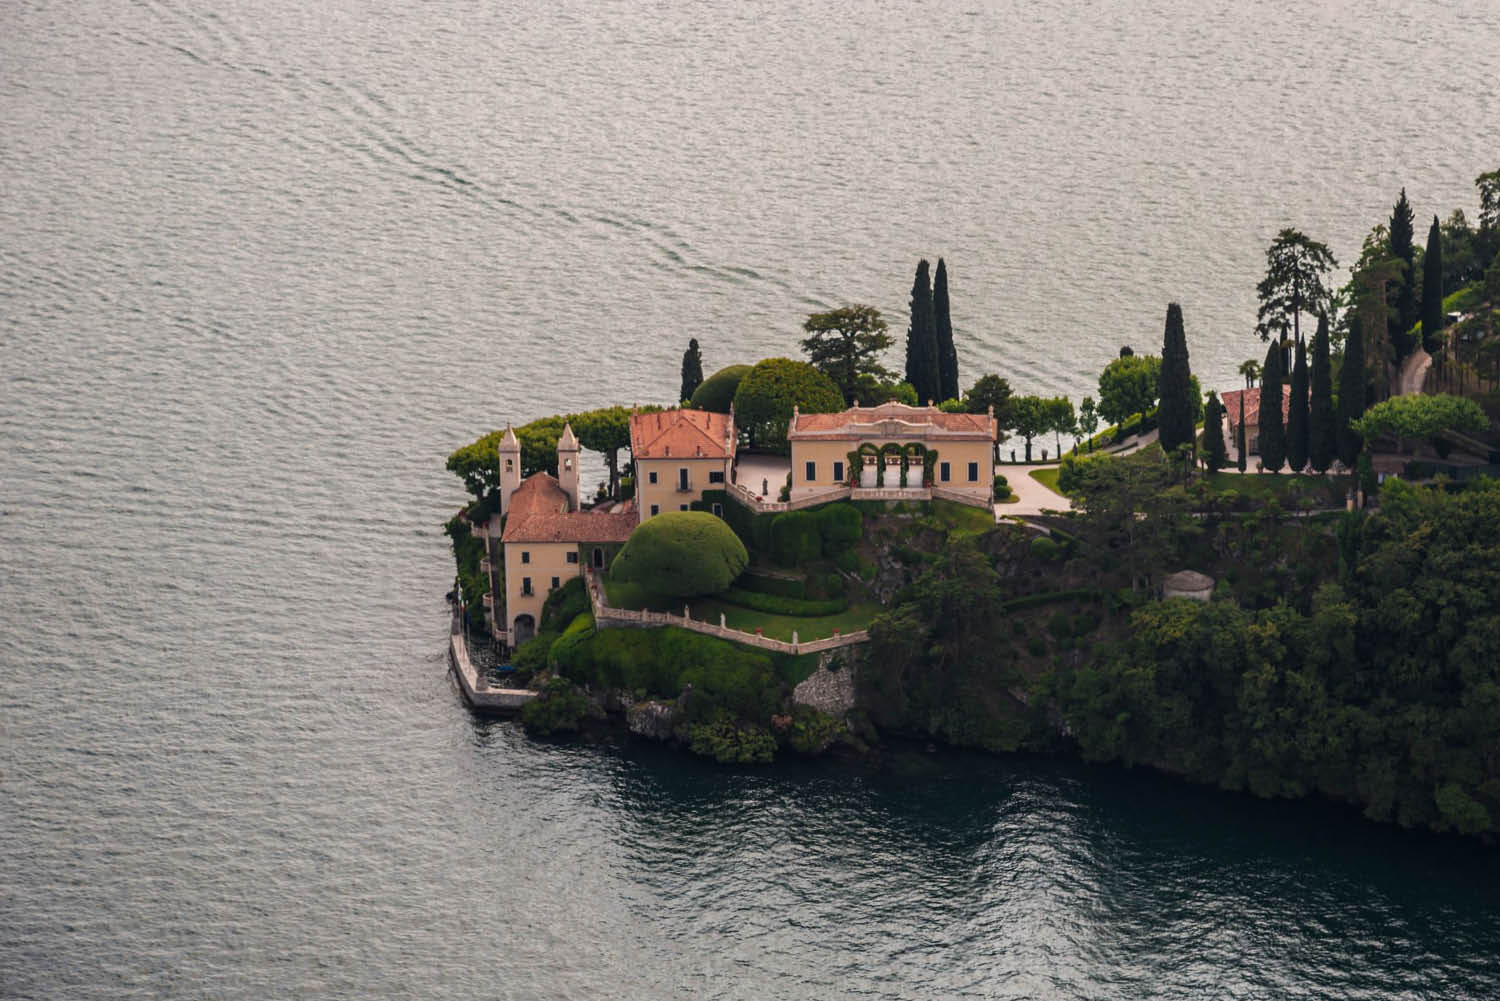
left=512, top=614, right=535, bottom=646
left=592, top=547, right=604, bottom=569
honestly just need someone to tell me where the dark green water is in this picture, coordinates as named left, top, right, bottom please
left=4, top=0, right=1500, bottom=996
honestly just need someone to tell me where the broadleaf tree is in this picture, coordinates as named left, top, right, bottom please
left=800, top=305, right=894, bottom=405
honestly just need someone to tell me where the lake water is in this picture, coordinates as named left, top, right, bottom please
left=3, top=1, right=1499, bottom=997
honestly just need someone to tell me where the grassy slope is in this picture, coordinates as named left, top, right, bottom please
left=1029, top=467, right=1064, bottom=494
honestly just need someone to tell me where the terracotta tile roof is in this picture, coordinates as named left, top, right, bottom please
left=1221, top=388, right=1291, bottom=429
left=789, top=402, right=996, bottom=440
left=629, top=408, right=735, bottom=459
left=501, top=474, right=636, bottom=544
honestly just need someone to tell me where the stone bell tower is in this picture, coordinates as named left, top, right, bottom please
left=557, top=421, right=581, bottom=511
left=497, top=424, right=522, bottom=516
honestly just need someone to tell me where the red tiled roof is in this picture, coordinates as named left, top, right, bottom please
left=629, top=408, right=735, bottom=459
left=501, top=474, right=636, bottom=544
left=1222, top=388, right=1291, bottom=429
left=789, top=402, right=995, bottom=439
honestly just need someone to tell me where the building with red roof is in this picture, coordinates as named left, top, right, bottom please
left=786, top=401, right=997, bottom=501
left=1221, top=388, right=1291, bottom=456
left=493, top=422, right=635, bottom=646
left=628, top=407, right=736, bottom=522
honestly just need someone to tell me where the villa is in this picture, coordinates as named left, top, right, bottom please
left=493, top=422, right=635, bottom=645
left=628, top=408, right=736, bottom=521
left=1221, top=388, right=1291, bottom=456
left=785, top=401, right=997, bottom=504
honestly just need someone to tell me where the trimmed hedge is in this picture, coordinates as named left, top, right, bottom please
left=770, top=509, right=821, bottom=566
left=723, top=587, right=848, bottom=616
left=815, top=502, right=862, bottom=554
left=612, top=511, right=748, bottom=597
left=738, top=571, right=807, bottom=599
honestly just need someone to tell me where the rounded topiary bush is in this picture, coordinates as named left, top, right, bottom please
left=611, top=511, right=748, bottom=598
left=690, top=364, right=753, bottom=413
left=1030, top=536, right=1060, bottom=561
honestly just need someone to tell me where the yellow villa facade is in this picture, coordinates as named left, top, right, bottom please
left=494, top=422, right=635, bottom=646
left=785, top=402, right=997, bottom=503
left=629, top=408, right=736, bottom=521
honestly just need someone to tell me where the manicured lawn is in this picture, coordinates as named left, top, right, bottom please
left=928, top=498, right=997, bottom=534
left=1029, top=467, right=1064, bottom=495
left=601, top=573, right=881, bottom=641
left=688, top=598, right=882, bottom=642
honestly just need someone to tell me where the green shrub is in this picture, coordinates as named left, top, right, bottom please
left=612, top=511, right=748, bottom=597
left=687, top=712, right=778, bottom=764
left=834, top=549, right=860, bottom=573
left=547, top=612, right=596, bottom=669
left=444, top=514, right=489, bottom=627
left=1057, top=450, right=1114, bottom=495
left=780, top=705, right=847, bottom=754
left=689, top=364, right=752, bottom=413
left=1030, top=536, right=1060, bottom=560
left=737, top=570, right=806, bottom=599
left=1001, top=588, right=1103, bottom=612
left=1046, top=612, right=1073, bottom=638
left=770, top=509, right=822, bottom=567
left=519, top=678, right=592, bottom=735
left=540, top=576, right=588, bottom=632
left=511, top=630, right=561, bottom=675
left=723, top=588, right=849, bottom=616
left=1025, top=636, right=1048, bottom=657
left=816, top=502, right=863, bottom=554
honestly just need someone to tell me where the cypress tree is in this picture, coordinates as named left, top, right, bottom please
left=1422, top=214, right=1445, bottom=355
left=679, top=338, right=704, bottom=404
left=933, top=258, right=960, bottom=402
left=1157, top=302, right=1195, bottom=453
left=1286, top=337, right=1309, bottom=471
left=904, top=259, right=940, bottom=405
left=1388, top=188, right=1418, bottom=360
left=1258, top=342, right=1286, bottom=472
left=1237, top=392, right=1248, bottom=472
left=1337, top=314, right=1366, bottom=468
left=1202, top=392, right=1227, bottom=472
left=1308, top=312, right=1336, bottom=473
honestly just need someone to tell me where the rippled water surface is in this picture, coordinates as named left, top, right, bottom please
left=4, top=1, right=1500, bottom=997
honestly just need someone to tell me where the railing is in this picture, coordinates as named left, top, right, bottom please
left=725, top=480, right=993, bottom=514
left=582, top=568, right=869, bottom=655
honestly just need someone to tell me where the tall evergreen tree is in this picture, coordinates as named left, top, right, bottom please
left=1337, top=314, right=1366, bottom=468
left=1202, top=392, right=1227, bottom=472
left=1286, top=337, right=1309, bottom=471
left=1258, top=342, right=1286, bottom=472
left=1388, top=188, right=1419, bottom=360
left=1308, top=312, right=1336, bottom=473
left=904, top=259, right=940, bottom=405
left=1157, top=302, right=1195, bottom=453
left=1237, top=393, right=1248, bottom=472
left=679, top=338, right=704, bottom=404
left=1255, top=228, right=1337, bottom=347
left=1423, top=214, right=1445, bottom=355
left=933, top=258, right=960, bottom=402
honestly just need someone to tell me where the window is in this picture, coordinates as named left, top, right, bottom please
left=678, top=468, right=689, bottom=490
left=650, top=504, right=659, bottom=516
left=805, top=460, right=816, bottom=482
left=566, top=552, right=578, bottom=564
left=592, top=548, right=604, bottom=568
left=968, top=461, right=979, bottom=482
left=679, top=504, right=688, bottom=511
left=521, top=551, right=530, bottom=564
left=649, top=471, right=658, bottom=484
left=521, top=577, right=533, bottom=596
left=940, top=462, right=951, bottom=482
left=833, top=461, right=844, bottom=483
left=712, top=503, right=723, bottom=517
left=551, top=576, right=560, bottom=591
left=708, top=470, right=724, bottom=484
